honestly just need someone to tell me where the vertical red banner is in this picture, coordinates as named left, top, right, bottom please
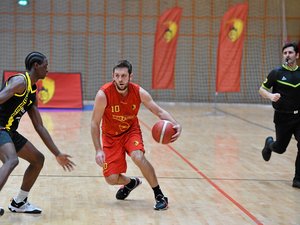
left=152, top=7, right=182, bottom=89
left=216, top=3, right=248, bottom=93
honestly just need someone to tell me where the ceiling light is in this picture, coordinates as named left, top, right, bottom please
left=18, top=0, right=29, bottom=6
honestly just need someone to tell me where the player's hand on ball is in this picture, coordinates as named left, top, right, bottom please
left=171, top=123, right=182, bottom=142
left=56, top=153, right=76, bottom=171
left=95, top=150, right=105, bottom=167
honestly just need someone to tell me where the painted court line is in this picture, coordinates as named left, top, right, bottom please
left=140, top=120, right=263, bottom=225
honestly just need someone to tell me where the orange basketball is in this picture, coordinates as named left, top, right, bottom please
left=151, top=120, right=176, bottom=144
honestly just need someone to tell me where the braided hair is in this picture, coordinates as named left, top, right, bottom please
left=25, top=51, right=47, bottom=71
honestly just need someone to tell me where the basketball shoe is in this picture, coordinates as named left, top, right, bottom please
left=116, top=177, right=142, bottom=200
left=8, top=197, right=42, bottom=214
left=292, top=179, right=300, bottom=188
left=0, top=207, right=4, bottom=216
left=262, top=136, right=273, bottom=161
left=154, top=194, right=168, bottom=210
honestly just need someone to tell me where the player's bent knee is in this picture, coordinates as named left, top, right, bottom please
left=130, top=150, right=144, bottom=163
left=31, top=152, right=45, bottom=168
left=105, top=174, right=119, bottom=185
left=37, top=153, right=45, bottom=165
left=7, top=157, right=19, bottom=170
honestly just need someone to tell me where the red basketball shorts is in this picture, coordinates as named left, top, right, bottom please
left=101, top=127, right=145, bottom=177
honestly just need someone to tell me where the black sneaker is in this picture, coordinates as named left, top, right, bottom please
left=116, top=177, right=142, bottom=200
left=292, top=179, right=300, bottom=188
left=262, top=136, right=273, bottom=161
left=0, top=207, right=4, bottom=216
left=8, top=197, right=42, bottom=214
left=154, top=194, right=168, bottom=210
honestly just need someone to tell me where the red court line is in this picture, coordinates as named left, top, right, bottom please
left=140, top=120, right=263, bottom=225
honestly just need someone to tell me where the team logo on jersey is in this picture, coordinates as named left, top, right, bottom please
left=119, top=122, right=130, bottom=132
left=227, top=19, right=244, bottom=42
left=113, top=115, right=135, bottom=122
left=132, top=104, right=136, bottom=110
left=281, top=76, right=287, bottom=81
left=38, top=77, right=55, bottom=104
left=134, top=140, right=139, bottom=146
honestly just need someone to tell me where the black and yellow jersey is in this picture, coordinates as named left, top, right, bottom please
left=261, top=65, right=300, bottom=111
left=0, top=72, right=37, bottom=131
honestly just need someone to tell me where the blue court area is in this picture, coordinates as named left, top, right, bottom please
left=39, top=104, right=93, bottom=112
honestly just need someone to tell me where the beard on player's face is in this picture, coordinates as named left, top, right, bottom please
left=114, top=79, right=129, bottom=92
left=112, top=69, right=132, bottom=93
left=116, top=82, right=128, bottom=91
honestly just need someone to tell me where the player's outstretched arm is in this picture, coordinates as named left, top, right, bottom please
left=27, top=103, right=75, bottom=171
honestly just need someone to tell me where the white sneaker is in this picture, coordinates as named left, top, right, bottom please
left=0, top=207, right=4, bottom=216
left=8, top=197, right=42, bottom=214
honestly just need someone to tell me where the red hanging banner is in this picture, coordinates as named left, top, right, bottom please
left=152, top=7, right=182, bottom=89
left=216, top=3, right=248, bottom=93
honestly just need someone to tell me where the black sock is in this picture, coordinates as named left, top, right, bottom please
left=125, top=178, right=137, bottom=189
left=152, top=185, right=164, bottom=198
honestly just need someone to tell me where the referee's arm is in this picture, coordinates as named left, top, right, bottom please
left=259, top=86, right=281, bottom=102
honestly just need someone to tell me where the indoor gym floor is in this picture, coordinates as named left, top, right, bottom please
left=1, top=103, right=299, bottom=225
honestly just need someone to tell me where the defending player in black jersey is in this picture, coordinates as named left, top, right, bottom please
left=259, top=42, right=300, bottom=188
left=0, top=52, right=75, bottom=216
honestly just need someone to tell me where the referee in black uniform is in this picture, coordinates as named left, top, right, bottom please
left=259, top=42, right=300, bottom=188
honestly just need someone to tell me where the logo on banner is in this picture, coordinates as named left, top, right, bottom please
left=164, top=21, right=178, bottom=43
left=227, top=19, right=244, bottom=42
left=38, top=77, right=55, bottom=104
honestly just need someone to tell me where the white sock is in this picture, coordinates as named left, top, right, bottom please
left=15, top=190, right=29, bottom=203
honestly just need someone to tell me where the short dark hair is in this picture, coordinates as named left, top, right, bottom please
left=113, top=60, right=133, bottom=74
left=282, top=42, right=299, bottom=54
left=25, top=51, right=47, bottom=71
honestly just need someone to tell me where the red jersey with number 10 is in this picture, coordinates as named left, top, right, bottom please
left=100, top=82, right=141, bottom=136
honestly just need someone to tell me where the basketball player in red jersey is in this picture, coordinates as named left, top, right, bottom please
left=91, top=60, right=181, bottom=210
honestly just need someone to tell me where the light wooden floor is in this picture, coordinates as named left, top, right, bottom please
left=1, top=103, right=300, bottom=225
